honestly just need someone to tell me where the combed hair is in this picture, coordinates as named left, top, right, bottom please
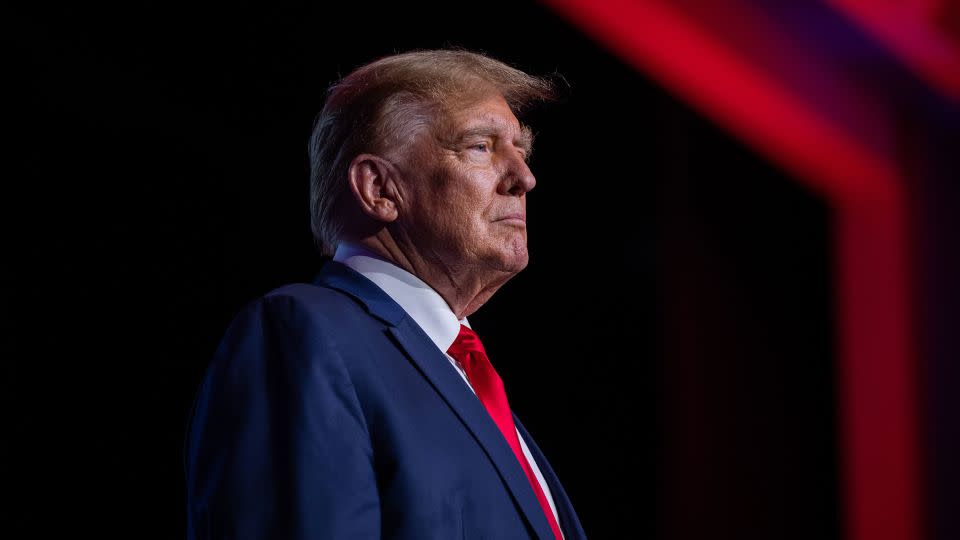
left=307, top=49, right=558, bottom=255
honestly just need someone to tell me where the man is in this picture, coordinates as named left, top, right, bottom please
left=185, top=49, right=586, bottom=540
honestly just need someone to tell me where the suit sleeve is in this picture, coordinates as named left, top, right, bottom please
left=185, top=294, right=380, bottom=539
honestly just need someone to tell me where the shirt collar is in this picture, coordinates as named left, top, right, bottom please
left=332, top=241, right=469, bottom=353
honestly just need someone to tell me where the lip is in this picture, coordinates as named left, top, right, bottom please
left=494, top=214, right=526, bottom=226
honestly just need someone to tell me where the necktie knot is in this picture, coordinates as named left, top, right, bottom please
left=447, top=324, right=487, bottom=359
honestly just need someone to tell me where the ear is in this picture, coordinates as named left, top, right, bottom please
left=347, top=154, right=400, bottom=223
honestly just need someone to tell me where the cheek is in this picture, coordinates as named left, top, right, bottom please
left=428, top=197, right=476, bottom=244
left=441, top=185, right=490, bottom=225
left=422, top=166, right=499, bottom=238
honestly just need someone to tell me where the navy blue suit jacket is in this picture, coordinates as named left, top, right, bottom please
left=185, top=261, right=587, bottom=539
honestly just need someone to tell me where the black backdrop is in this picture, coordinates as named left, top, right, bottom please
left=5, top=3, right=837, bottom=539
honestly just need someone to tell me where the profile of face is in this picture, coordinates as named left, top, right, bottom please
left=393, top=92, right=537, bottom=277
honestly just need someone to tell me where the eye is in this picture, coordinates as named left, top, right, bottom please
left=469, top=142, right=490, bottom=152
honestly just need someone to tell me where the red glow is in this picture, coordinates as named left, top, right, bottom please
left=828, top=0, right=960, bottom=101
left=541, top=1, right=921, bottom=539
left=541, top=0, right=898, bottom=207
left=837, top=200, right=920, bottom=540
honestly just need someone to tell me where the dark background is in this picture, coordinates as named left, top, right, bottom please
left=6, top=3, right=839, bottom=538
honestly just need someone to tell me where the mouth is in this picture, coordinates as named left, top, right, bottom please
left=494, top=214, right=526, bottom=226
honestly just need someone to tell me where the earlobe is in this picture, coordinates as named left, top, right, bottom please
left=347, top=154, right=399, bottom=223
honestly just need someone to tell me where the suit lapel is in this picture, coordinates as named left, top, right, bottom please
left=315, top=261, right=557, bottom=540
left=515, top=415, right=588, bottom=540
left=388, top=320, right=557, bottom=540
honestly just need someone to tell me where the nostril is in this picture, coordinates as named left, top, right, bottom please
left=507, top=181, right=527, bottom=197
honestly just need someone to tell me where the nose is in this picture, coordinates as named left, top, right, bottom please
left=499, top=152, right=537, bottom=197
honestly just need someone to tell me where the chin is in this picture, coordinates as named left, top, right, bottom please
left=496, top=240, right=530, bottom=273
left=499, top=254, right=528, bottom=274
left=473, top=234, right=529, bottom=274
left=476, top=249, right=528, bottom=275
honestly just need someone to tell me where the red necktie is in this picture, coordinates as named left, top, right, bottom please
left=447, top=324, right=564, bottom=540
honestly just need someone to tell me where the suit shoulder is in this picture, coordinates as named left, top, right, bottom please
left=265, top=281, right=348, bottom=303
left=215, top=281, right=385, bottom=367
left=209, top=282, right=377, bottom=377
left=237, top=281, right=387, bottom=344
left=260, top=282, right=366, bottom=320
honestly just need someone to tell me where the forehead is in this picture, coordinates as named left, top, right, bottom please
left=436, top=93, right=531, bottom=147
left=449, top=94, right=518, bottom=130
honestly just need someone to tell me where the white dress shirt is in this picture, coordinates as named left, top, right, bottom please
left=333, top=242, right=563, bottom=534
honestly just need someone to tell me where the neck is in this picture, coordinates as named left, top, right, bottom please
left=347, top=235, right=513, bottom=319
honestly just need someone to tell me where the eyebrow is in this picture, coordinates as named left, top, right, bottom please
left=453, top=123, right=535, bottom=159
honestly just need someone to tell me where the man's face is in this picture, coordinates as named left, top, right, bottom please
left=394, top=92, right=537, bottom=276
